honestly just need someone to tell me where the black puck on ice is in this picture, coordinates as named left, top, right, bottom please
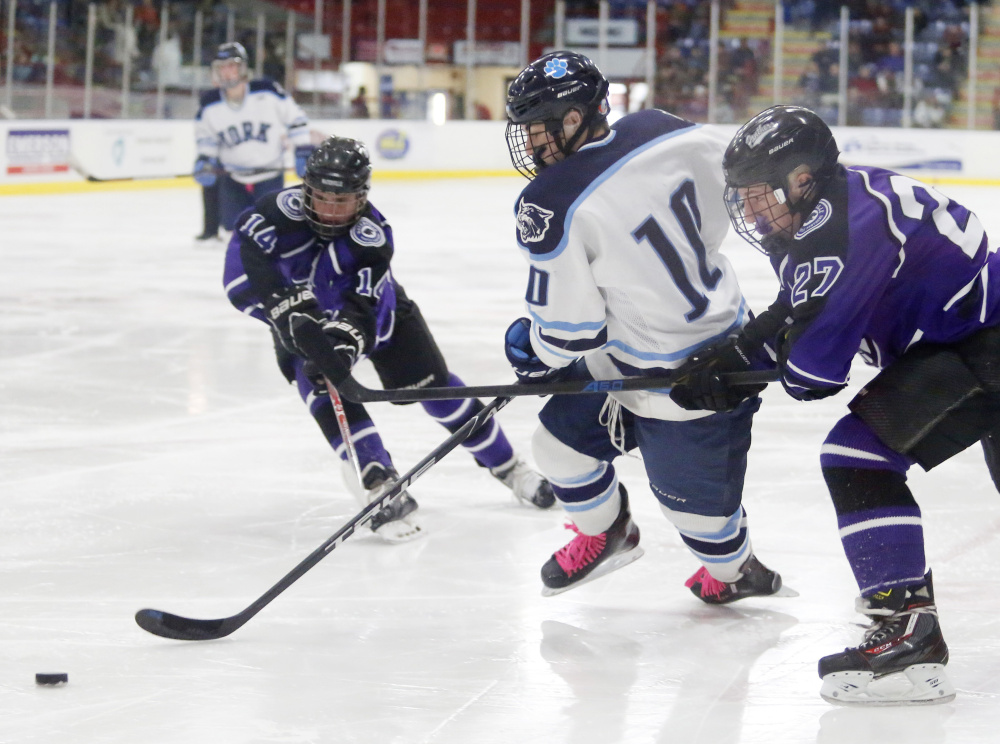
left=35, top=673, right=68, bottom=686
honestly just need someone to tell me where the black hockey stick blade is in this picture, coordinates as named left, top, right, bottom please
left=290, top=314, right=778, bottom=404
left=135, top=395, right=510, bottom=641
left=334, top=369, right=778, bottom=403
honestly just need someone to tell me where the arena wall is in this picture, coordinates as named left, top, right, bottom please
left=2, top=118, right=999, bottom=194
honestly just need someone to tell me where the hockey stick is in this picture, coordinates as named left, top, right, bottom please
left=326, top=380, right=365, bottom=488
left=134, top=395, right=509, bottom=641
left=69, top=156, right=285, bottom=183
left=291, top=318, right=778, bottom=404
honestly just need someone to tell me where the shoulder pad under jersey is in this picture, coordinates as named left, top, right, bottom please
left=196, top=88, right=223, bottom=117
left=248, top=79, right=285, bottom=97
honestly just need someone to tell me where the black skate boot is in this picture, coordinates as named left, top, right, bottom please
left=490, top=456, right=556, bottom=509
left=540, top=485, right=642, bottom=596
left=362, top=464, right=422, bottom=543
left=818, top=571, right=955, bottom=705
left=983, top=431, right=1000, bottom=494
left=685, top=554, right=784, bottom=605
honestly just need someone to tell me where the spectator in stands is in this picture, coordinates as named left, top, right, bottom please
left=799, top=59, right=823, bottom=110
left=351, top=86, right=370, bottom=118
left=913, top=90, right=947, bottom=128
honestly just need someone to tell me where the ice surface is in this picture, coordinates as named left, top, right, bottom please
left=1, top=177, right=999, bottom=743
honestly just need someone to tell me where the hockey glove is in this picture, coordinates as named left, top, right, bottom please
left=194, top=155, right=219, bottom=187
left=669, top=337, right=767, bottom=412
left=262, top=285, right=323, bottom=355
left=504, top=317, right=566, bottom=384
left=295, top=145, right=316, bottom=178
left=290, top=314, right=366, bottom=386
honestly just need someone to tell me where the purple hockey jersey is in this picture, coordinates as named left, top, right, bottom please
left=223, top=185, right=399, bottom=352
left=763, top=164, right=1000, bottom=398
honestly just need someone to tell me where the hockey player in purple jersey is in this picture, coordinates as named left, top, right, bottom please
left=669, top=104, right=1000, bottom=704
left=223, top=136, right=554, bottom=543
left=502, top=51, right=786, bottom=603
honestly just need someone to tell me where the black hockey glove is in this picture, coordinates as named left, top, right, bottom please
left=669, top=337, right=767, bottom=412
left=289, top=314, right=367, bottom=386
left=262, top=285, right=323, bottom=355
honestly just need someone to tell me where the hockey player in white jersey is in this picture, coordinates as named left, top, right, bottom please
left=503, top=51, right=785, bottom=601
left=194, top=42, right=315, bottom=236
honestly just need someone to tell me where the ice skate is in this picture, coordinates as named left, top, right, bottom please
left=490, top=456, right=556, bottom=509
left=685, top=554, right=789, bottom=605
left=818, top=572, right=955, bottom=706
left=347, top=462, right=424, bottom=544
left=540, top=486, right=642, bottom=596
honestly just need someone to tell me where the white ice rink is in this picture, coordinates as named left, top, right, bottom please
left=2, top=175, right=1000, bottom=743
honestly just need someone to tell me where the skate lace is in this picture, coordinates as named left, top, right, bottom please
left=860, top=605, right=938, bottom=647
left=554, top=523, right=607, bottom=576
left=684, top=566, right=730, bottom=598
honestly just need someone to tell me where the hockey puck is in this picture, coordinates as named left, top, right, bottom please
left=35, top=673, right=68, bottom=686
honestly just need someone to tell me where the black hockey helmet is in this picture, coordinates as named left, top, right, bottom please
left=723, top=105, right=840, bottom=254
left=212, top=42, right=249, bottom=89
left=303, top=137, right=373, bottom=238
left=505, top=51, right=610, bottom=179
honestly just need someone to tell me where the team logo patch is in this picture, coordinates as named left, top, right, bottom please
left=351, top=216, right=386, bottom=247
left=276, top=188, right=305, bottom=220
left=745, top=121, right=779, bottom=149
left=795, top=198, right=832, bottom=239
left=516, top=198, right=555, bottom=243
left=544, top=58, right=569, bottom=79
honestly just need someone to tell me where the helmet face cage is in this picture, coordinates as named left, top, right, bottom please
left=722, top=104, right=839, bottom=256
left=212, top=42, right=249, bottom=89
left=724, top=183, right=794, bottom=257
left=505, top=52, right=610, bottom=179
left=302, top=137, right=373, bottom=239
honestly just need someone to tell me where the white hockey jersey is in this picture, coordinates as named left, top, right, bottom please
left=195, top=79, right=311, bottom=184
left=513, top=109, right=748, bottom=421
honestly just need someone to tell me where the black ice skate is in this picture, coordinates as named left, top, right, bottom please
left=685, top=554, right=785, bottom=605
left=490, top=456, right=556, bottom=509
left=362, top=464, right=423, bottom=543
left=818, top=572, right=955, bottom=706
left=540, top=486, right=643, bottom=596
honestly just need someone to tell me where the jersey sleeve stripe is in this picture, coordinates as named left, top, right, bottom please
left=537, top=326, right=607, bottom=353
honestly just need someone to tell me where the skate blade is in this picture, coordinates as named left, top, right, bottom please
left=541, top=546, right=645, bottom=597
left=820, top=664, right=956, bottom=706
left=772, top=584, right=799, bottom=598
left=371, top=515, right=425, bottom=544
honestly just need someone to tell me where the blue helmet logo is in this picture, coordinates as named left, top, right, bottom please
left=543, top=58, right=569, bottom=79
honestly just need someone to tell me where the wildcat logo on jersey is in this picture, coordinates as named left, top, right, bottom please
left=516, top=198, right=554, bottom=243
left=350, top=216, right=386, bottom=247
left=217, top=121, right=272, bottom=148
left=745, top=121, right=779, bottom=149
left=544, top=58, right=569, bottom=79
left=795, top=199, right=832, bottom=239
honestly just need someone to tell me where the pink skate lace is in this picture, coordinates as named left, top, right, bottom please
left=554, top=523, right=607, bottom=576
left=685, top=566, right=729, bottom=598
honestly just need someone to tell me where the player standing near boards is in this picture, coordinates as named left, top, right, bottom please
left=194, top=42, right=315, bottom=243
left=223, top=136, right=555, bottom=543
left=501, top=51, right=785, bottom=601
left=669, top=104, right=1000, bottom=704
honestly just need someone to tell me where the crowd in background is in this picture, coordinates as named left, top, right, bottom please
left=651, top=0, right=993, bottom=128
left=1, top=0, right=997, bottom=128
